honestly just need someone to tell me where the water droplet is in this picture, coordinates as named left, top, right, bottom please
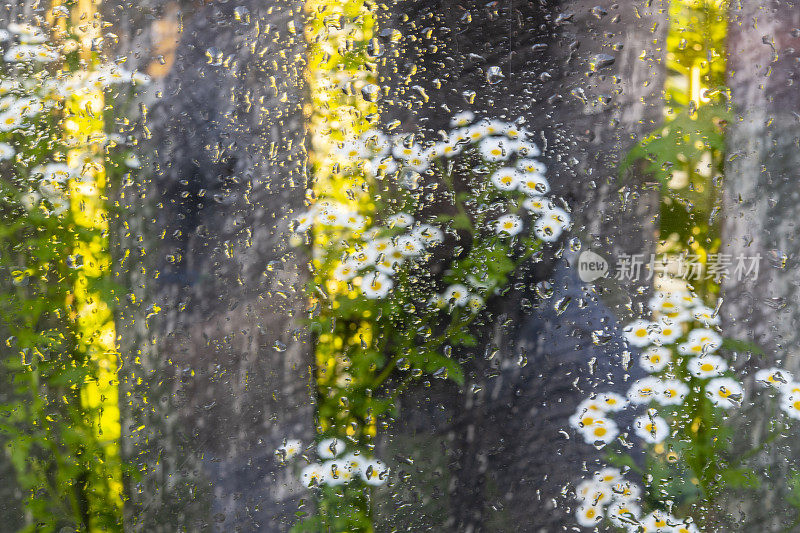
left=206, top=47, right=223, bottom=66
left=234, top=6, right=250, bottom=24
left=361, top=84, right=381, bottom=102
left=486, top=66, right=504, bottom=84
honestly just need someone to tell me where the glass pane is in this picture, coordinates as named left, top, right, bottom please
left=0, top=0, right=798, bottom=531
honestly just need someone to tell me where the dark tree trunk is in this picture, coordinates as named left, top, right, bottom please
left=721, top=1, right=800, bottom=530
left=107, top=1, right=313, bottom=530
left=374, top=1, right=665, bottom=530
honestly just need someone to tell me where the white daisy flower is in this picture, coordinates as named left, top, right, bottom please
left=387, top=212, right=414, bottom=228
left=34, top=163, right=75, bottom=184
left=0, top=96, right=16, bottom=112
left=479, top=136, right=511, bottom=162
left=481, top=119, right=508, bottom=136
left=276, top=438, right=303, bottom=460
left=623, top=319, right=655, bottom=348
left=361, top=272, right=393, bottom=299
left=569, top=409, right=604, bottom=432
left=361, top=130, right=390, bottom=155
left=576, top=397, right=609, bottom=414
left=640, top=346, right=671, bottom=373
left=633, top=411, right=670, bottom=444
left=342, top=212, right=367, bottom=231
left=687, top=328, right=722, bottom=350
left=692, top=305, right=720, bottom=326
left=412, top=223, right=444, bottom=246
left=4, top=44, right=58, bottom=63
left=14, top=97, right=46, bottom=118
left=366, top=237, right=393, bottom=256
left=687, top=355, right=728, bottom=378
left=516, top=158, right=546, bottom=174
left=0, top=142, right=14, bottom=161
left=391, top=142, right=418, bottom=160
left=0, top=109, right=24, bottom=131
left=371, top=156, right=398, bottom=176
left=575, top=503, right=603, bottom=528
left=374, top=255, right=399, bottom=275
left=657, top=379, right=689, bottom=406
left=674, top=521, right=701, bottom=533
left=593, top=467, right=622, bottom=485
left=607, top=501, right=641, bottom=529
left=300, top=464, right=326, bottom=487
left=516, top=173, right=550, bottom=195
left=595, top=392, right=628, bottom=412
left=706, top=377, right=744, bottom=409
left=495, top=213, right=523, bottom=236
left=317, top=438, right=345, bottom=459
left=782, top=382, right=800, bottom=396
left=404, top=149, right=430, bottom=172
left=780, top=393, right=800, bottom=420
left=678, top=328, right=722, bottom=356
left=341, top=452, right=364, bottom=476
left=431, top=140, right=462, bottom=159
left=576, top=479, right=613, bottom=505
left=0, top=80, right=18, bottom=96
left=338, top=139, right=369, bottom=161
left=754, top=367, right=792, bottom=389
left=533, top=217, right=562, bottom=242
left=317, top=204, right=345, bottom=226
left=48, top=194, right=69, bottom=216
left=293, top=211, right=314, bottom=232
left=443, top=284, right=470, bottom=306
left=522, top=196, right=552, bottom=213
left=463, top=123, right=489, bottom=142
left=540, top=206, right=571, bottom=229
left=362, top=458, right=389, bottom=486
left=648, top=293, right=690, bottom=319
left=503, top=124, right=530, bottom=140
left=450, top=110, right=475, bottom=127
left=641, top=510, right=677, bottom=532
left=610, top=479, right=641, bottom=502
left=673, top=291, right=702, bottom=309
left=627, top=377, right=663, bottom=405
left=348, top=248, right=377, bottom=269
left=579, top=417, right=618, bottom=445
left=490, top=167, right=520, bottom=191
left=651, top=317, right=683, bottom=345
left=332, top=262, right=358, bottom=282
left=513, top=140, right=542, bottom=157
left=396, top=235, right=424, bottom=256
left=324, top=459, right=355, bottom=486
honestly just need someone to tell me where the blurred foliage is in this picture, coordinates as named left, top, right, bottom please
left=0, top=16, right=138, bottom=531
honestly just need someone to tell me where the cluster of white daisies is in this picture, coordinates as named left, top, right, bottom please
left=571, top=289, right=743, bottom=447
left=276, top=438, right=389, bottom=488
left=294, top=111, right=572, bottom=302
left=332, top=112, right=571, bottom=242
left=294, top=204, right=444, bottom=300
left=753, top=366, right=800, bottom=419
left=574, top=467, right=698, bottom=532
left=0, top=23, right=146, bottom=216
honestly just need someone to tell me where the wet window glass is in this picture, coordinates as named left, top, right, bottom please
left=1, top=0, right=799, bottom=531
